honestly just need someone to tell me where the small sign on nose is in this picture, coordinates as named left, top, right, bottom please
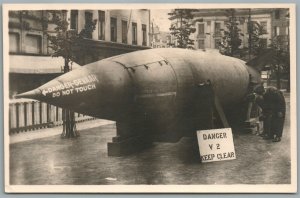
left=197, top=128, right=236, bottom=163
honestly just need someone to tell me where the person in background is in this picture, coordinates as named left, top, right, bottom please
left=254, top=84, right=286, bottom=142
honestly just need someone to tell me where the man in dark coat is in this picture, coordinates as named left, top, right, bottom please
left=254, top=85, right=286, bottom=142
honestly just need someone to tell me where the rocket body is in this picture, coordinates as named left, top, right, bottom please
left=16, top=48, right=261, bottom=142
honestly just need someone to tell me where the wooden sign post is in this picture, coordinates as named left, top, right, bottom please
left=197, top=128, right=236, bottom=163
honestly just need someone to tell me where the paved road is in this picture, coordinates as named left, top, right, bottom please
left=9, top=95, right=291, bottom=185
left=9, top=119, right=115, bottom=144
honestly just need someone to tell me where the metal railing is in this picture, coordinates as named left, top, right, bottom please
left=9, top=99, right=95, bottom=134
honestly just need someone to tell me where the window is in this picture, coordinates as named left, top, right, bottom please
left=142, top=24, right=147, bottom=46
left=132, top=22, right=137, bottom=45
left=260, top=21, right=267, bottom=34
left=122, top=20, right=127, bottom=44
left=274, top=26, right=280, bottom=36
left=214, top=38, right=221, bottom=49
left=85, top=12, right=93, bottom=39
left=275, top=10, right=280, bottom=19
left=215, top=22, right=221, bottom=36
left=25, top=34, right=42, bottom=54
left=70, top=10, right=78, bottom=32
left=98, top=10, right=105, bottom=40
left=198, top=39, right=205, bottom=49
left=239, top=18, right=245, bottom=25
left=9, top=33, right=20, bottom=53
left=110, top=17, right=117, bottom=42
left=198, top=23, right=205, bottom=35
left=273, top=26, right=277, bottom=36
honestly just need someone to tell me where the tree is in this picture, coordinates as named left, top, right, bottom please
left=44, top=10, right=97, bottom=138
left=267, top=11, right=290, bottom=91
left=168, top=9, right=196, bottom=49
left=246, top=9, right=265, bottom=60
left=248, top=22, right=265, bottom=56
left=269, top=35, right=290, bottom=90
left=219, top=9, right=242, bottom=57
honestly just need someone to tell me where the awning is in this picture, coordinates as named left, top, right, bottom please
left=9, top=55, right=81, bottom=74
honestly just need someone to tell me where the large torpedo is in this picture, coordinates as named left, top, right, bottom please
left=16, top=48, right=261, bottom=155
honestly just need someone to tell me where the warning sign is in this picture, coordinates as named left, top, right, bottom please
left=41, top=74, right=98, bottom=98
left=197, top=128, right=236, bottom=163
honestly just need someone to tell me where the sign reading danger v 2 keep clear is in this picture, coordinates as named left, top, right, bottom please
left=197, top=128, right=236, bottom=163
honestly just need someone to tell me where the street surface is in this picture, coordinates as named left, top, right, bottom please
left=9, top=94, right=291, bottom=185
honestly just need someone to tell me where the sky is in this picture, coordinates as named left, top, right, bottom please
left=150, top=9, right=172, bottom=32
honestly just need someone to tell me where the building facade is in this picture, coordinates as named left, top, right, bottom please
left=8, top=9, right=151, bottom=97
left=9, top=10, right=61, bottom=97
left=67, top=10, right=150, bottom=47
left=9, top=11, right=48, bottom=56
left=191, top=9, right=273, bottom=50
left=66, top=9, right=150, bottom=64
left=270, top=8, right=289, bottom=51
left=169, top=8, right=289, bottom=51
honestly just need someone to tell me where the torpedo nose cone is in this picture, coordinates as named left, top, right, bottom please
left=15, top=89, right=42, bottom=100
left=14, top=60, right=133, bottom=120
left=14, top=65, right=96, bottom=102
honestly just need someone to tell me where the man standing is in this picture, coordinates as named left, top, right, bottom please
left=254, top=85, right=286, bottom=142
